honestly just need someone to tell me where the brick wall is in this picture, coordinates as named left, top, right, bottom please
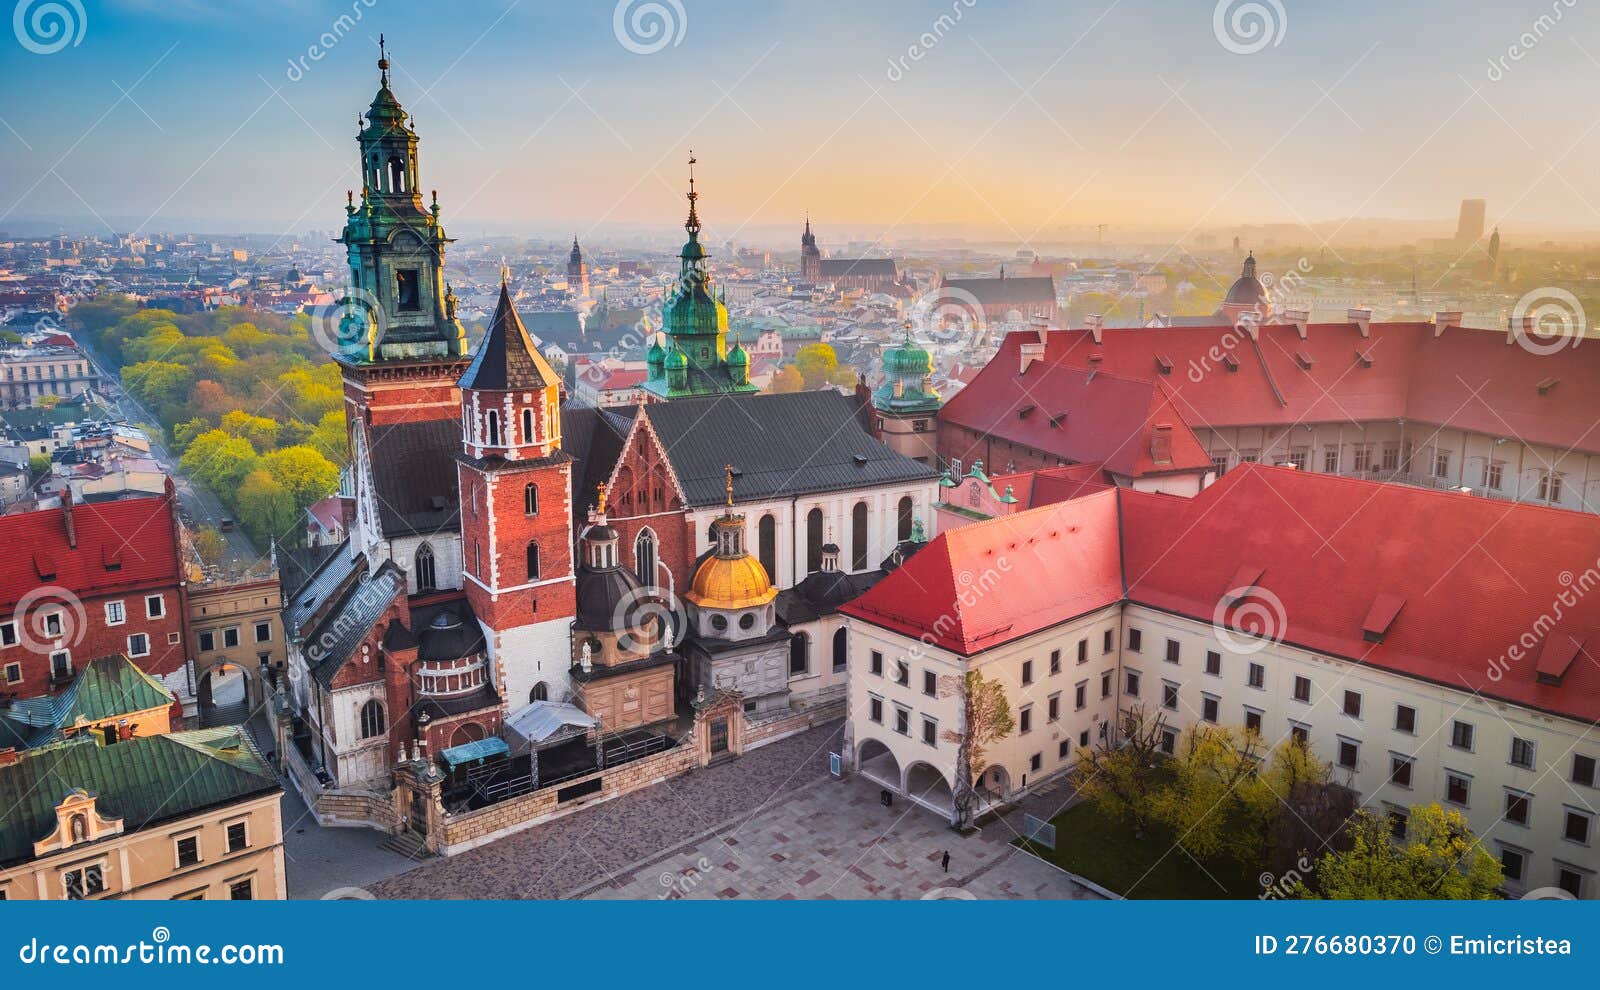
left=461, top=459, right=575, bottom=630
left=744, top=697, right=846, bottom=751
left=281, top=733, right=400, bottom=831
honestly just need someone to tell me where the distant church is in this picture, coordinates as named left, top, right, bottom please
left=799, top=217, right=899, bottom=291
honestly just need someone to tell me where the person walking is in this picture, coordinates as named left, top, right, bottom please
left=941, top=850, right=950, bottom=873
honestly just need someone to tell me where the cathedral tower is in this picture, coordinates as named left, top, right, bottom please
left=800, top=214, right=821, bottom=281
left=457, top=279, right=578, bottom=706
left=566, top=236, right=589, bottom=298
left=871, top=320, right=941, bottom=466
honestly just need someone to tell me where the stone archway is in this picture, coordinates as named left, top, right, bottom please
left=903, top=761, right=956, bottom=819
left=976, top=764, right=1011, bottom=803
left=196, top=660, right=258, bottom=728
left=856, top=738, right=901, bottom=792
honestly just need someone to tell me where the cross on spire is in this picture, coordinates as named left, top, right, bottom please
left=724, top=463, right=734, bottom=507
left=378, top=34, right=390, bottom=88
left=685, top=151, right=700, bottom=234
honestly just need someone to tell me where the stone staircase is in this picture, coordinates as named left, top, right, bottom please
left=378, top=831, right=432, bottom=861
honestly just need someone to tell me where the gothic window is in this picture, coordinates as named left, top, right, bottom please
left=832, top=627, right=848, bottom=672
left=396, top=269, right=420, bottom=311
left=526, top=542, right=540, bottom=581
left=806, top=507, right=824, bottom=574
left=414, top=543, right=436, bottom=592
left=485, top=410, right=501, bottom=446
left=524, top=483, right=538, bottom=516
left=851, top=501, right=869, bottom=571
left=359, top=700, right=386, bottom=739
left=789, top=633, right=810, bottom=677
left=897, top=496, right=914, bottom=542
left=521, top=407, right=534, bottom=444
left=758, top=513, right=777, bottom=581
left=635, top=529, right=657, bottom=585
left=530, top=682, right=548, bottom=703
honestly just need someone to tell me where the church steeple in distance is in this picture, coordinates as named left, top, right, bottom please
left=333, top=36, right=467, bottom=364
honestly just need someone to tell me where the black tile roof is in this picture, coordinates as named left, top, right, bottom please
left=458, top=284, right=561, bottom=391
left=941, top=274, right=1057, bottom=306
left=561, top=403, right=630, bottom=512
left=641, top=390, right=937, bottom=507
left=776, top=567, right=885, bottom=625
left=369, top=419, right=463, bottom=537
left=306, top=561, right=405, bottom=689
left=820, top=258, right=897, bottom=277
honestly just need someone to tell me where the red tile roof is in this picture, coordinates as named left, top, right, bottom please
left=0, top=494, right=181, bottom=610
left=985, top=463, right=1112, bottom=508
left=939, top=336, right=1213, bottom=478
left=849, top=464, right=1600, bottom=724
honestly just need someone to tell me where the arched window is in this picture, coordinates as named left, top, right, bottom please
left=897, top=496, right=914, bottom=542
left=359, top=699, right=386, bottom=738
left=526, top=542, right=540, bottom=581
left=524, top=483, right=538, bottom=516
left=635, top=528, right=657, bottom=586
left=789, top=633, right=810, bottom=677
left=832, top=627, right=848, bottom=672
left=758, top=513, right=777, bottom=580
left=806, top=507, right=824, bottom=574
left=414, top=543, right=436, bottom=592
left=530, top=682, right=548, bottom=703
left=485, top=410, right=501, bottom=447
left=387, top=157, right=405, bottom=192
left=851, top=501, right=869, bottom=571
left=521, top=407, right=534, bottom=443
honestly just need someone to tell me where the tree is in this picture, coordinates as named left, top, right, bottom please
left=172, top=416, right=214, bottom=453
left=219, top=409, right=281, bottom=453
left=178, top=429, right=258, bottom=494
left=192, top=526, right=226, bottom=567
left=1150, top=724, right=1271, bottom=862
left=1069, top=705, right=1169, bottom=838
left=259, top=445, right=339, bottom=513
left=947, top=668, right=1015, bottom=829
left=236, top=470, right=297, bottom=547
left=793, top=343, right=841, bottom=389
left=27, top=453, right=51, bottom=477
left=122, top=360, right=195, bottom=418
left=767, top=365, right=804, bottom=394
left=308, top=410, right=347, bottom=465
left=1295, top=804, right=1502, bottom=900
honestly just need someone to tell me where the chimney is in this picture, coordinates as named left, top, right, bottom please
left=1347, top=308, right=1372, bottom=338
left=1281, top=308, right=1310, bottom=339
left=61, top=487, right=76, bottom=549
left=1507, top=314, right=1535, bottom=346
left=1433, top=311, right=1462, bottom=338
left=1019, top=341, right=1045, bottom=375
left=1029, top=313, right=1050, bottom=344
left=1083, top=313, right=1104, bottom=345
left=1150, top=423, right=1173, bottom=465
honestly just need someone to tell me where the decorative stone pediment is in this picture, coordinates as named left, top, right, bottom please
left=34, top=788, right=123, bottom=857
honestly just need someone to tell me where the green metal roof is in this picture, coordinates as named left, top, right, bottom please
left=0, top=727, right=279, bottom=866
left=0, top=655, right=174, bottom=750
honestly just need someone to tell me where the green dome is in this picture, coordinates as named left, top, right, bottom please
left=647, top=338, right=665, bottom=365
left=665, top=346, right=689, bottom=369
left=884, top=341, right=933, bottom=376
left=727, top=340, right=748, bottom=365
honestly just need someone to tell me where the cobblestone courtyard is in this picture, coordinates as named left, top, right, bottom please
left=367, top=720, right=1103, bottom=901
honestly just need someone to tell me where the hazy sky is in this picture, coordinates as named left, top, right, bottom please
left=4, top=0, right=1600, bottom=241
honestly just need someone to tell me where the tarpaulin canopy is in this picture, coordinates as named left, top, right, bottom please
left=438, top=736, right=509, bottom=769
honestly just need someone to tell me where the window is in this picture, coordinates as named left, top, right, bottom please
left=1213, top=455, right=1229, bottom=476
left=758, top=514, right=777, bottom=580
left=1343, top=690, right=1361, bottom=719
left=1510, top=737, right=1535, bottom=769
left=1434, top=449, right=1450, bottom=479
left=396, top=269, right=420, bottom=311
left=1100, top=670, right=1111, bottom=698
left=1450, top=720, right=1474, bottom=751
left=223, top=627, right=239, bottom=649
left=1388, top=808, right=1408, bottom=840
left=1059, top=740, right=1072, bottom=759
left=1337, top=739, right=1359, bottom=770
left=789, top=634, right=810, bottom=677
left=1572, top=754, right=1596, bottom=787
left=45, top=613, right=62, bottom=637
left=894, top=706, right=910, bottom=736
left=1558, top=868, right=1586, bottom=898
left=1538, top=471, right=1564, bottom=503
left=50, top=651, right=71, bottom=680
left=1030, top=752, right=1043, bottom=772
left=521, top=407, right=534, bottom=444
left=1390, top=755, right=1414, bottom=788
left=526, top=542, right=541, bottom=580
left=0, top=621, right=14, bottom=646
left=1050, top=649, right=1061, bottom=675
left=1074, top=681, right=1087, bottom=710
left=1124, top=671, right=1140, bottom=697
left=359, top=700, right=386, bottom=739
left=1445, top=772, right=1471, bottom=807
left=524, top=483, right=539, bottom=516
left=1381, top=444, right=1399, bottom=471
left=254, top=621, right=271, bottom=643
left=897, top=496, right=914, bottom=542
left=198, top=630, right=215, bottom=652
left=1394, top=705, right=1416, bottom=734
left=1204, top=651, right=1220, bottom=676
left=832, top=629, right=847, bottom=673
left=1021, top=660, right=1033, bottom=686
left=1164, top=639, right=1179, bottom=664
left=1290, top=724, right=1309, bottom=748
left=228, top=878, right=253, bottom=901
left=1292, top=675, right=1311, bottom=702
left=1077, top=639, right=1087, bottom=665
left=922, top=670, right=936, bottom=697
left=1323, top=447, right=1339, bottom=473
left=1202, top=695, right=1219, bottom=723
left=894, top=661, right=909, bottom=687
left=1048, top=694, right=1061, bottom=722
left=1565, top=810, right=1592, bottom=845
left=485, top=409, right=501, bottom=446
left=145, top=595, right=165, bottom=619
left=1160, top=729, right=1177, bottom=755
left=175, top=835, right=201, bottom=868
left=104, top=600, right=125, bottom=625
left=805, top=508, right=824, bottom=574
left=530, top=682, right=548, bottom=702
left=62, top=864, right=105, bottom=899
left=870, top=651, right=883, bottom=677
left=1102, top=629, right=1113, bottom=654
left=868, top=696, right=883, bottom=724
left=1352, top=445, right=1372, bottom=472
left=127, top=633, right=149, bottom=657
left=1486, top=460, right=1504, bottom=491
left=634, top=529, right=657, bottom=585
left=851, top=501, right=869, bottom=571
left=1079, top=729, right=1090, bottom=747
left=1500, top=847, right=1526, bottom=883
left=3, top=662, right=18, bottom=684
left=414, top=543, right=437, bottom=592
left=1161, top=682, right=1178, bottom=711
left=1019, top=705, right=1033, bottom=734
left=1247, top=662, right=1264, bottom=689
left=226, top=821, right=248, bottom=853
left=922, top=717, right=937, bottom=746
left=1505, top=791, right=1531, bottom=825
left=1127, top=628, right=1142, bottom=652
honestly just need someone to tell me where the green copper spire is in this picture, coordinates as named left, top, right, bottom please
left=873, top=319, right=941, bottom=414
left=642, top=152, right=758, bottom=401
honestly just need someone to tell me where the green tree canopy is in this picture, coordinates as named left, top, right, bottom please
left=1296, top=804, right=1502, bottom=900
left=236, top=469, right=298, bottom=547
left=259, top=445, right=340, bottom=513
left=178, top=429, right=259, bottom=494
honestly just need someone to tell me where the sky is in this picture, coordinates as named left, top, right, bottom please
left=3, top=0, right=1600, bottom=243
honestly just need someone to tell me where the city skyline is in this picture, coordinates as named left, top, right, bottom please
left=4, top=0, right=1600, bottom=242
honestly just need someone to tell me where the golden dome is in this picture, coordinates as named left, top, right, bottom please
left=686, top=554, right=777, bottom=610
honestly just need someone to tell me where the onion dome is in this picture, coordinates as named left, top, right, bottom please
left=727, top=336, right=748, bottom=366
left=1219, top=252, right=1271, bottom=318
left=665, top=345, right=688, bottom=370
left=685, top=466, right=777, bottom=610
